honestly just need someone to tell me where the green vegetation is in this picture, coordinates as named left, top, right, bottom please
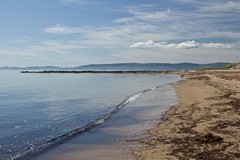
left=221, top=62, right=240, bottom=70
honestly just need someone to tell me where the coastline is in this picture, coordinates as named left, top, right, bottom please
left=134, top=70, right=240, bottom=159
left=31, top=82, right=179, bottom=160
left=13, top=70, right=240, bottom=159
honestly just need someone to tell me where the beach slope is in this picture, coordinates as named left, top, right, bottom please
left=134, top=70, right=240, bottom=159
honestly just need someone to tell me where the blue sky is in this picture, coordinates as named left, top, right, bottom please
left=0, top=0, right=239, bottom=67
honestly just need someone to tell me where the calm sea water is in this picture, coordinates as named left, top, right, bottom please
left=0, top=71, right=181, bottom=160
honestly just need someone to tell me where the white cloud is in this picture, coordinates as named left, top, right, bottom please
left=129, top=40, right=165, bottom=48
left=169, top=41, right=199, bottom=49
left=201, top=1, right=240, bottom=12
left=43, top=23, right=159, bottom=48
left=201, top=43, right=233, bottom=49
left=44, top=24, right=85, bottom=34
left=129, top=40, right=199, bottom=49
left=114, top=7, right=171, bottom=24
left=129, top=40, right=233, bottom=49
left=129, top=9, right=171, bottom=21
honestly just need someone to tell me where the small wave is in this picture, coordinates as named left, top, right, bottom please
left=124, top=92, right=142, bottom=104
left=10, top=85, right=162, bottom=160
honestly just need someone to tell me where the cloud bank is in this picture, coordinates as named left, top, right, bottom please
left=129, top=40, right=233, bottom=49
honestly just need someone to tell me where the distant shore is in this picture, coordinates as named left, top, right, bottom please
left=134, top=70, right=240, bottom=159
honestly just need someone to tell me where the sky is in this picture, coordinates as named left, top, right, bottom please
left=0, top=0, right=239, bottom=67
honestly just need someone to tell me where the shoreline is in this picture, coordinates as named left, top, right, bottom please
left=134, top=70, right=240, bottom=159
left=31, top=81, right=179, bottom=160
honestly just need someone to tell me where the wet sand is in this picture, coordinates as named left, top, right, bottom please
left=134, top=70, right=240, bottom=159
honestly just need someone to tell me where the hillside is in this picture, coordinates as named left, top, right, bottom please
left=74, top=62, right=229, bottom=71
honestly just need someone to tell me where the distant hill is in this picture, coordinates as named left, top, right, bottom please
left=0, top=62, right=230, bottom=71
left=74, top=62, right=230, bottom=71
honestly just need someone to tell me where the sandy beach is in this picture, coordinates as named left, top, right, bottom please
left=134, top=70, right=240, bottom=159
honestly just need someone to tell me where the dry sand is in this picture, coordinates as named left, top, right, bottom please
left=134, top=70, right=240, bottom=160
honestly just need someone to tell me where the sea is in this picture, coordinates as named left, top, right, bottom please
left=0, top=70, right=181, bottom=160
